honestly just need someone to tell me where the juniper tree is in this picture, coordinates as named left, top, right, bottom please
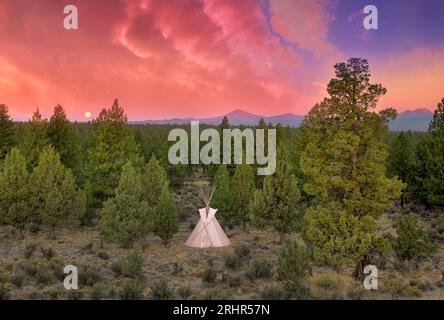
left=21, top=108, right=50, bottom=168
left=393, top=213, right=437, bottom=269
left=299, top=58, right=404, bottom=277
left=86, top=99, right=142, bottom=203
left=29, top=146, right=86, bottom=239
left=0, top=104, right=15, bottom=160
left=152, top=186, right=179, bottom=244
left=413, top=98, right=444, bottom=208
left=251, top=146, right=302, bottom=243
left=0, top=148, right=30, bottom=238
left=387, top=131, right=415, bottom=207
left=212, top=164, right=232, bottom=224
left=100, top=162, right=151, bottom=248
left=231, top=164, right=255, bottom=231
left=141, top=154, right=168, bottom=206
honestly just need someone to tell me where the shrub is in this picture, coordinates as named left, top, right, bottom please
left=0, top=285, right=10, bottom=300
left=202, top=268, right=217, bottom=285
left=150, top=279, right=174, bottom=300
left=89, top=283, right=107, bottom=300
left=40, top=246, right=56, bottom=260
left=112, top=250, right=144, bottom=278
left=277, top=242, right=311, bottom=297
left=224, top=253, right=242, bottom=270
left=47, top=288, right=60, bottom=300
left=11, top=273, right=25, bottom=288
left=66, top=290, right=84, bottom=300
left=245, top=259, right=273, bottom=280
left=260, top=285, right=288, bottom=300
left=234, top=245, right=250, bottom=259
left=34, top=262, right=53, bottom=285
left=24, top=243, right=38, bottom=259
left=277, top=242, right=311, bottom=287
left=79, top=265, right=102, bottom=286
left=177, top=286, right=192, bottom=300
left=202, top=287, right=231, bottom=300
left=48, top=257, right=65, bottom=281
left=118, top=279, right=144, bottom=300
left=393, top=213, right=437, bottom=266
left=228, top=275, right=242, bottom=288
left=97, top=251, right=110, bottom=260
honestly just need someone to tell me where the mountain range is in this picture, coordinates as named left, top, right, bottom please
left=134, top=108, right=434, bottom=131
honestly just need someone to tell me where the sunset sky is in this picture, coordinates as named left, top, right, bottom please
left=1, top=0, right=443, bottom=121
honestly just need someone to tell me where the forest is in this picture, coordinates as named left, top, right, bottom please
left=0, top=58, right=443, bottom=300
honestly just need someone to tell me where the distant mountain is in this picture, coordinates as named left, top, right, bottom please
left=135, top=109, right=305, bottom=127
left=133, top=108, right=433, bottom=131
left=389, top=108, right=433, bottom=131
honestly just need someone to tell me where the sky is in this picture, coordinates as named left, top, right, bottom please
left=0, top=0, right=443, bottom=121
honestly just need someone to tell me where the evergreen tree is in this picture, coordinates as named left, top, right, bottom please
left=152, top=186, right=179, bottom=244
left=393, top=213, right=436, bottom=269
left=100, top=162, right=151, bottom=248
left=276, top=242, right=312, bottom=298
left=231, top=164, right=255, bottom=231
left=141, top=154, right=168, bottom=206
left=299, top=58, right=404, bottom=277
left=0, top=104, right=15, bottom=160
left=413, top=99, right=444, bottom=208
left=87, top=99, right=142, bottom=203
left=48, top=105, right=81, bottom=172
left=387, top=131, right=415, bottom=206
left=252, top=146, right=302, bottom=243
left=21, top=108, right=50, bottom=168
left=212, top=164, right=232, bottom=224
left=29, top=146, right=86, bottom=239
left=0, top=148, right=30, bottom=237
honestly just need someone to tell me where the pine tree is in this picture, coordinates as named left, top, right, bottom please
left=152, top=186, right=179, bottom=244
left=21, top=108, right=50, bottom=168
left=212, top=164, right=232, bottom=224
left=100, top=162, right=151, bottom=248
left=300, top=58, right=404, bottom=277
left=47, top=105, right=81, bottom=172
left=387, top=131, right=415, bottom=206
left=29, top=146, right=86, bottom=239
left=87, top=99, right=142, bottom=203
left=0, top=104, right=15, bottom=160
left=231, top=164, right=255, bottom=231
left=413, top=99, right=444, bottom=208
left=252, top=146, right=302, bottom=243
left=393, top=213, right=436, bottom=269
left=0, top=148, right=30, bottom=238
left=141, top=154, right=168, bottom=206
left=276, top=242, right=312, bottom=298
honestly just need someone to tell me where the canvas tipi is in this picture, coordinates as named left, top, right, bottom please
left=185, top=187, right=231, bottom=248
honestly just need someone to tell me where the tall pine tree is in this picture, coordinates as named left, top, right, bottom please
left=0, top=104, right=15, bottom=160
left=212, top=164, right=232, bottom=224
left=387, top=131, right=415, bottom=207
left=21, top=108, right=50, bottom=168
left=231, top=164, right=255, bottom=231
left=151, top=186, right=179, bottom=244
left=0, top=148, right=30, bottom=238
left=87, top=99, right=142, bottom=203
left=251, top=146, right=302, bottom=243
left=300, top=58, right=404, bottom=277
left=100, top=162, right=152, bottom=248
left=29, top=146, right=86, bottom=239
left=141, top=154, right=168, bottom=206
left=48, top=105, right=81, bottom=173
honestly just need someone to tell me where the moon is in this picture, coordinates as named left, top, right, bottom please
left=84, top=111, right=92, bottom=118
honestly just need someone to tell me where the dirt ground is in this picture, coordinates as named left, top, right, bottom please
left=0, top=178, right=443, bottom=300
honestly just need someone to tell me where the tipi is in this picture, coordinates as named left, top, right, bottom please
left=185, top=187, right=231, bottom=248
